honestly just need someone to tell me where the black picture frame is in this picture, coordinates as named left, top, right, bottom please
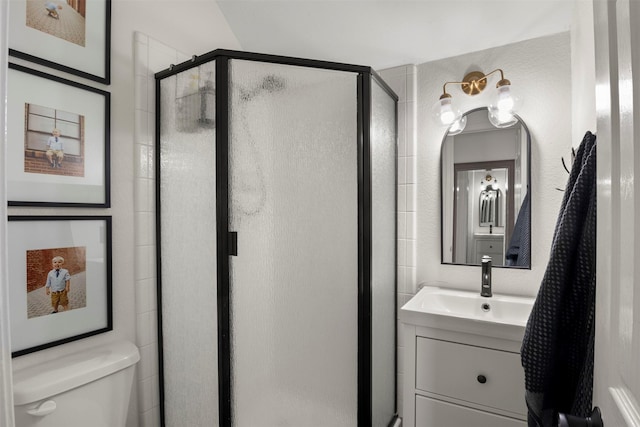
left=8, top=216, right=113, bottom=357
left=6, top=63, right=110, bottom=207
left=8, top=0, right=111, bottom=84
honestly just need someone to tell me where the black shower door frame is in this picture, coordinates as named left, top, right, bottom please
left=155, top=49, right=398, bottom=427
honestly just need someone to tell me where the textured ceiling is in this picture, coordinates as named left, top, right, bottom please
left=215, top=0, right=576, bottom=70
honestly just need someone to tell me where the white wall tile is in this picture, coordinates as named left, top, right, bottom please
left=135, top=109, right=151, bottom=147
left=397, top=157, right=407, bottom=185
left=135, top=212, right=151, bottom=248
left=406, top=184, right=416, bottom=212
left=134, top=144, right=150, bottom=179
left=397, top=239, right=407, bottom=267
left=407, top=267, right=417, bottom=293
left=147, top=144, right=156, bottom=181
left=406, top=212, right=416, bottom=239
left=151, top=375, right=160, bottom=407
left=397, top=322, right=405, bottom=347
left=135, top=278, right=154, bottom=314
left=135, top=245, right=152, bottom=281
left=397, top=372, right=404, bottom=418
left=150, top=310, right=158, bottom=342
left=406, top=71, right=416, bottom=103
left=138, top=344, right=153, bottom=380
left=397, top=212, right=407, bottom=239
left=139, top=376, right=153, bottom=412
left=146, top=77, right=156, bottom=114
left=135, top=42, right=149, bottom=78
left=397, top=184, right=407, bottom=212
left=397, top=266, right=407, bottom=294
left=135, top=75, right=148, bottom=111
left=406, top=240, right=416, bottom=268
left=397, top=102, right=407, bottom=157
left=406, top=156, right=416, bottom=184
left=134, top=178, right=150, bottom=213
left=141, top=409, right=155, bottom=427
left=137, top=311, right=153, bottom=347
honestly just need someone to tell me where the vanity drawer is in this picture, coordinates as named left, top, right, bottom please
left=475, top=238, right=504, bottom=261
left=415, top=395, right=526, bottom=427
left=415, top=337, right=526, bottom=416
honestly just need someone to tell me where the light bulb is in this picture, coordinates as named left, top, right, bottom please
left=447, top=115, right=467, bottom=136
left=432, top=96, right=462, bottom=126
left=489, top=83, right=521, bottom=116
left=496, top=85, right=515, bottom=111
left=487, top=108, right=518, bottom=128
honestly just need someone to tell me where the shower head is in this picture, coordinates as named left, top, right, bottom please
left=239, top=74, right=286, bottom=101
left=260, top=74, right=286, bottom=92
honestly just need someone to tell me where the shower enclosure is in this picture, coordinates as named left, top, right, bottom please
left=155, top=50, right=397, bottom=427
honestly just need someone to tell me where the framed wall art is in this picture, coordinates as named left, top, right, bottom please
left=7, top=63, right=110, bottom=207
left=8, top=0, right=111, bottom=84
left=8, top=216, right=112, bottom=357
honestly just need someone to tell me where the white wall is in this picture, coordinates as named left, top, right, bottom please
left=6, top=1, right=240, bottom=427
left=571, top=0, right=597, bottom=148
left=417, top=32, right=573, bottom=299
left=0, top=0, right=16, bottom=425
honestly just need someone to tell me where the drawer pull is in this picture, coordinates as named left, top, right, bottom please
left=477, top=374, right=487, bottom=384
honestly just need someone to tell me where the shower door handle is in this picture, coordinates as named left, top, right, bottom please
left=229, top=232, right=238, bottom=256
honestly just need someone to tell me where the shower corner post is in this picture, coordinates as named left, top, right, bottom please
left=358, top=72, right=374, bottom=427
left=154, top=74, right=167, bottom=427
left=215, top=55, right=233, bottom=427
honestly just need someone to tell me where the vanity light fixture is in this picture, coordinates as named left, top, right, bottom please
left=433, top=69, right=520, bottom=129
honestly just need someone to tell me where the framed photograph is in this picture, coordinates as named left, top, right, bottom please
left=8, top=216, right=112, bottom=357
left=8, top=0, right=111, bottom=84
left=7, top=63, right=110, bottom=207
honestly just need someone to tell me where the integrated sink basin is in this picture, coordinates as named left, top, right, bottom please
left=400, top=285, right=535, bottom=341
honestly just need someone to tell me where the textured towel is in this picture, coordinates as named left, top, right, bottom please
left=505, top=191, right=531, bottom=266
left=520, top=131, right=597, bottom=426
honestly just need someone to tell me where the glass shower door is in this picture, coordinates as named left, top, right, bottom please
left=370, top=78, right=398, bottom=426
left=158, top=61, right=219, bottom=426
left=228, top=59, right=359, bottom=426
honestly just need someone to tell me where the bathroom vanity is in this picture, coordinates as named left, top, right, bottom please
left=401, top=286, right=534, bottom=426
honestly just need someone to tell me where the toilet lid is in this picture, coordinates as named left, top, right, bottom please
left=13, top=340, right=140, bottom=405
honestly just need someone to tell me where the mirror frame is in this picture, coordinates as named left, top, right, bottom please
left=440, top=107, right=532, bottom=269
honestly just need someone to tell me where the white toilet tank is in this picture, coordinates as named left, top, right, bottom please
left=13, top=340, right=140, bottom=427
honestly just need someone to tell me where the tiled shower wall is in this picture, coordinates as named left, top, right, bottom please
left=133, top=33, right=188, bottom=427
left=377, top=65, right=418, bottom=419
left=133, top=36, right=417, bottom=423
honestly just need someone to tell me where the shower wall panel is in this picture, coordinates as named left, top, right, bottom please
left=228, top=59, right=359, bottom=426
left=370, top=79, right=398, bottom=426
left=158, top=61, right=219, bottom=426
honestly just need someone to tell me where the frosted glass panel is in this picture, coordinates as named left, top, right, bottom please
left=158, top=61, right=219, bottom=426
left=371, top=79, right=397, bottom=426
left=229, top=59, right=358, bottom=426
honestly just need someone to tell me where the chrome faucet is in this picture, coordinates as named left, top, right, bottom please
left=481, top=255, right=492, bottom=297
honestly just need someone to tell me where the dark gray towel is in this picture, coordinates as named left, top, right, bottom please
left=521, top=131, right=597, bottom=427
left=505, top=191, right=531, bottom=266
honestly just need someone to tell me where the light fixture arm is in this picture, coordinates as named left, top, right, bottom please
left=440, top=68, right=509, bottom=98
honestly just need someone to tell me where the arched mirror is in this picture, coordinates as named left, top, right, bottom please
left=441, top=108, right=531, bottom=268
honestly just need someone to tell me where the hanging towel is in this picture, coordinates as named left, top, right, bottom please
left=520, top=131, right=597, bottom=427
left=505, top=191, right=531, bottom=266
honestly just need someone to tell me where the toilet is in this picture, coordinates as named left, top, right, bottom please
left=12, top=340, right=140, bottom=427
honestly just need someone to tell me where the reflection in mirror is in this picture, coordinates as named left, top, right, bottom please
left=441, top=108, right=531, bottom=268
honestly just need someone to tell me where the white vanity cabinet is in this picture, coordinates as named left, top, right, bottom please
left=403, top=324, right=527, bottom=427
